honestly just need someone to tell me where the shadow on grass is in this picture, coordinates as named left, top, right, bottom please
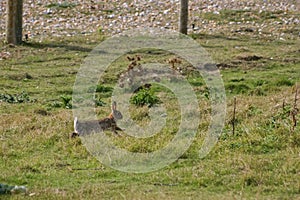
left=23, top=41, right=93, bottom=53
left=190, top=33, right=247, bottom=41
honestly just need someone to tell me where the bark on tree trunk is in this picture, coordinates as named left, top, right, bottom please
left=179, top=0, right=188, bottom=35
left=6, top=0, right=23, bottom=45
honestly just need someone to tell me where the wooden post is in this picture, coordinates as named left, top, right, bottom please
left=179, top=0, right=188, bottom=35
left=6, top=0, right=23, bottom=45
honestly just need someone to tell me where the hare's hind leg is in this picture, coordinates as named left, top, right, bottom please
left=70, top=132, right=79, bottom=138
left=70, top=117, right=79, bottom=138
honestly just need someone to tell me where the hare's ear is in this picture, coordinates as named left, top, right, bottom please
left=111, top=101, right=117, bottom=111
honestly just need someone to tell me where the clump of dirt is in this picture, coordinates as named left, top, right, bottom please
left=216, top=63, right=237, bottom=69
left=236, top=54, right=263, bottom=61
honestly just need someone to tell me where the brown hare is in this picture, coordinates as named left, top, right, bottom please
left=71, top=101, right=123, bottom=137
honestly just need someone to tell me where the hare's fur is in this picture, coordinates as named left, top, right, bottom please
left=71, top=101, right=123, bottom=137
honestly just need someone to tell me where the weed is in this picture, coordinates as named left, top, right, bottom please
left=226, top=83, right=251, bottom=94
left=246, top=105, right=263, bottom=117
left=130, top=88, right=160, bottom=107
left=94, top=98, right=106, bottom=107
left=267, top=104, right=291, bottom=129
left=0, top=91, right=32, bottom=103
left=49, top=101, right=63, bottom=108
left=48, top=95, right=72, bottom=109
left=60, top=95, right=72, bottom=109
left=88, top=85, right=113, bottom=93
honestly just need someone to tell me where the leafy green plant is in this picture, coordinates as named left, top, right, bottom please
left=94, top=98, right=106, bottom=107
left=49, top=101, right=63, bottom=108
left=88, top=85, right=113, bottom=93
left=0, top=91, right=31, bottom=103
left=130, top=88, right=160, bottom=107
left=267, top=104, right=291, bottom=129
left=0, top=183, right=26, bottom=194
left=50, top=95, right=106, bottom=109
left=60, top=95, right=72, bottom=109
left=225, top=83, right=251, bottom=94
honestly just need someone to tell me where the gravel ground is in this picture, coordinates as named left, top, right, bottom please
left=0, top=0, right=299, bottom=41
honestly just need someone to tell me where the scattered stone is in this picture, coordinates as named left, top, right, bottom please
left=0, top=0, right=298, bottom=40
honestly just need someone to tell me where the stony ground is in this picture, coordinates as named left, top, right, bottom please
left=0, top=0, right=299, bottom=41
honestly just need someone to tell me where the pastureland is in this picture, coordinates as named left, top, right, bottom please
left=0, top=31, right=299, bottom=199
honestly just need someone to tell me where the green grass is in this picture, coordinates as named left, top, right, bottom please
left=0, top=28, right=300, bottom=199
left=200, top=9, right=288, bottom=23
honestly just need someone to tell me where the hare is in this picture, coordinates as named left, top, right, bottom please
left=71, top=101, right=123, bottom=137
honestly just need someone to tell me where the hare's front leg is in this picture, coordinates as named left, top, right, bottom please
left=111, top=123, right=122, bottom=135
left=112, top=124, right=118, bottom=134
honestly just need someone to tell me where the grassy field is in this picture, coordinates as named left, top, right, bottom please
left=1, top=21, right=300, bottom=199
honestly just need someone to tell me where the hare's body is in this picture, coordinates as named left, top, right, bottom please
left=71, top=101, right=123, bottom=137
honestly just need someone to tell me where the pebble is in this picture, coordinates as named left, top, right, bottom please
left=0, top=0, right=298, bottom=40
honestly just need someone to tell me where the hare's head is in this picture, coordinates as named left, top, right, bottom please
left=109, top=101, right=123, bottom=120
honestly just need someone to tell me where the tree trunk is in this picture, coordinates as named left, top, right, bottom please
left=179, top=0, right=188, bottom=34
left=6, top=0, right=23, bottom=45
